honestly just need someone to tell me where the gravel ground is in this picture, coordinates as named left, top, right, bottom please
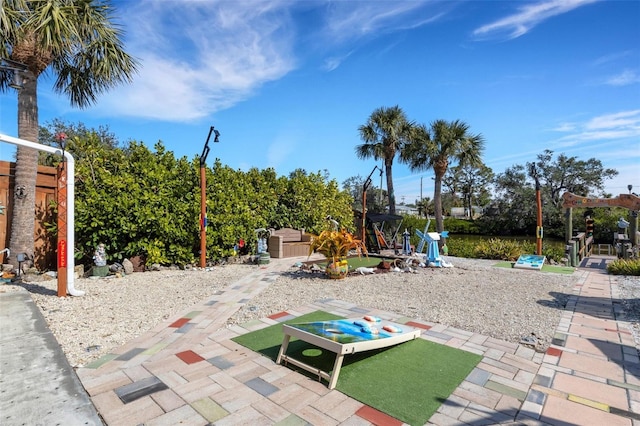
left=618, top=275, right=640, bottom=345
left=3, top=257, right=638, bottom=369
left=1, top=264, right=254, bottom=367
left=227, top=257, right=577, bottom=352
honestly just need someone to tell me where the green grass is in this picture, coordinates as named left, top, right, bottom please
left=493, top=261, right=575, bottom=275
left=232, top=311, right=482, bottom=425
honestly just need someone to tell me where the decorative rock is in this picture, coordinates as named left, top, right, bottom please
left=129, top=255, right=145, bottom=272
left=109, top=263, right=124, bottom=273
left=74, top=265, right=84, bottom=279
left=122, top=258, right=134, bottom=275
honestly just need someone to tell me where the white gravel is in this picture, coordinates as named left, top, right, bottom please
left=3, top=257, right=638, bottom=369
left=618, top=275, right=640, bottom=345
left=228, top=257, right=577, bottom=352
left=2, top=264, right=254, bottom=367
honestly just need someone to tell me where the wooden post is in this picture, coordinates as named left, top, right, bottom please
left=536, top=187, right=543, bottom=255
left=199, top=164, right=206, bottom=268
left=361, top=189, right=367, bottom=244
left=57, top=163, right=67, bottom=297
left=198, top=126, right=218, bottom=268
left=565, top=208, right=572, bottom=245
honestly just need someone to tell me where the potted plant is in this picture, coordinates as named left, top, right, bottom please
left=308, top=228, right=368, bottom=279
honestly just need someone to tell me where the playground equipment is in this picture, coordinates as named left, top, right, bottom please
left=402, top=229, right=411, bottom=255
left=422, top=231, right=453, bottom=268
left=415, top=218, right=431, bottom=254
left=362, top=212, right=403, bottom=253
left=414, top=218, right=452, bottom=267
left=562, top=192, right=640, bottom=265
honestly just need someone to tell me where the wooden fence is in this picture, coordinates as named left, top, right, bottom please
left=0, top=160, right=57, bottom=270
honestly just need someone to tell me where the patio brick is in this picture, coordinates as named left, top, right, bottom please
left=191, top=397, right=229, bottom=423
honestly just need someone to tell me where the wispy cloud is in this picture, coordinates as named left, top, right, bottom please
left=473, top=0, right=599, bottom=40
left=323, top=51, right=353, bottom=72
left=604, top=70, right=640, bottom=86
left=591, top=50, right=633, bottom=67
left=316, top=1, right=448, bottom=70
left=586, top=110, right=640, bottom=130
left=551, top=122, right=578, bottom=132
left=92, top=1, right=296, bottom=121
left=552, top=109, right=640, bottom=146
left=322, top=1, right=442, bottom=43
left=88, top=1, right=448, bottom=120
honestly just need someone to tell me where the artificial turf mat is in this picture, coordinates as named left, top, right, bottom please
left=493, top=261, right=575, bottom=274
left=232, top=311, right=482, bottom=425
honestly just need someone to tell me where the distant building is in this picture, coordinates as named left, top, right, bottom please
left=450, top=206, right=484, bottom=219
left=395, top=204, right=419, bottom=216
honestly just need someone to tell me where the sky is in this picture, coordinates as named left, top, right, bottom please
left=1, top=0, right=639, bottom=203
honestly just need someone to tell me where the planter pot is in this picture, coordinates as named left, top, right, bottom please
left=325, top=260, right=349, bottom=279
left=92, top=265, right=109, bottom=277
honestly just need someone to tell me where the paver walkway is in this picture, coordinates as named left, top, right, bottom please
left=72, top=257, right=639, bottom=425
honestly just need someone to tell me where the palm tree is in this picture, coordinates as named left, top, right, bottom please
left=402, top=119, right=485, bottom=233
left=356, top=106, right=413, bottom=215
left=1, top=0, right=138, bottom=267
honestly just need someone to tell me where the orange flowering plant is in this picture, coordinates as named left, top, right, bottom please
left=308, top=228, right=368, bottom=267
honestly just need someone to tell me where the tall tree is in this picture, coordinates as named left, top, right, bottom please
left=402, top=119, right=485, bottom=233
left=443, top=163, right=494, bottom=219
left=488, top=150, right=619, bottom=239
left=342, top=175, right=387, bottom=214
left=356, top=106, right=413, bottom=215
left=528, top=149, right=618, bottom=204
left=1, top=0, right=137, bottom=266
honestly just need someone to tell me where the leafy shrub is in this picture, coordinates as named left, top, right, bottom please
left=443, top=217, right=482, bottom=234
left=444, top=236, right=563, bottom=263
left=542, top=244, right=565, bottom=264
left=473, top=238, right=529, bottom=261
left=49, top=122, right=356, bottom=268
left=445, top=238, right=476, bottom=258
left=607, top=259, right=640, bottom=276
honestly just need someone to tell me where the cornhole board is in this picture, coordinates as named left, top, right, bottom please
left=513, top=254, right=546, bottom=270
left=276, top=318, right=421, bottom=389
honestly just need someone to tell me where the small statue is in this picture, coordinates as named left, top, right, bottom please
left=94, top=243, right=107, bottom=267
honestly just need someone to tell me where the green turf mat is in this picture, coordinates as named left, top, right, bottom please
left=232, top=311, right=343, bottom=360
left=232, top=311, right=482, bottom=425
left=493, top=261, right=575, bottom=274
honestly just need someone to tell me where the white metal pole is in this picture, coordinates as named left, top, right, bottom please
left=0, top=133, right=83, bottom=296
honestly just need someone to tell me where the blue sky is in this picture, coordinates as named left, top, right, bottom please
left=1, top=0, right=639, bottom=203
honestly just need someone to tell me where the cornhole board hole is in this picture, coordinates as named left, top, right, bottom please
left=513, top=254, right=545, bottom=270
left=276, top=318, right=421, bottom=389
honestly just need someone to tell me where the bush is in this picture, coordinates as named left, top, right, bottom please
left=607, top=259, right=640, bottom=276
left=443, top=217, right=483, bottom=234
left=542, top=244, right=565, bottom=264
left=473, top=238, right=530, bottom=261
left=445, top=238, right=476, bottom=258
left=444, top=237, right=564, bottom=263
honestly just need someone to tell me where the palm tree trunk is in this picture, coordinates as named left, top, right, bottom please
left=8, top=72, right=38, bottom=268
left=434, top=173, right=444, bottom=233
left=385, top=160, right=395, bottom=215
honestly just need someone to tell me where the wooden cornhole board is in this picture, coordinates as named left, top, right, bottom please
left=513, top=254, right=546, bottom=270
left=276, top=318, right=421, bottom=389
